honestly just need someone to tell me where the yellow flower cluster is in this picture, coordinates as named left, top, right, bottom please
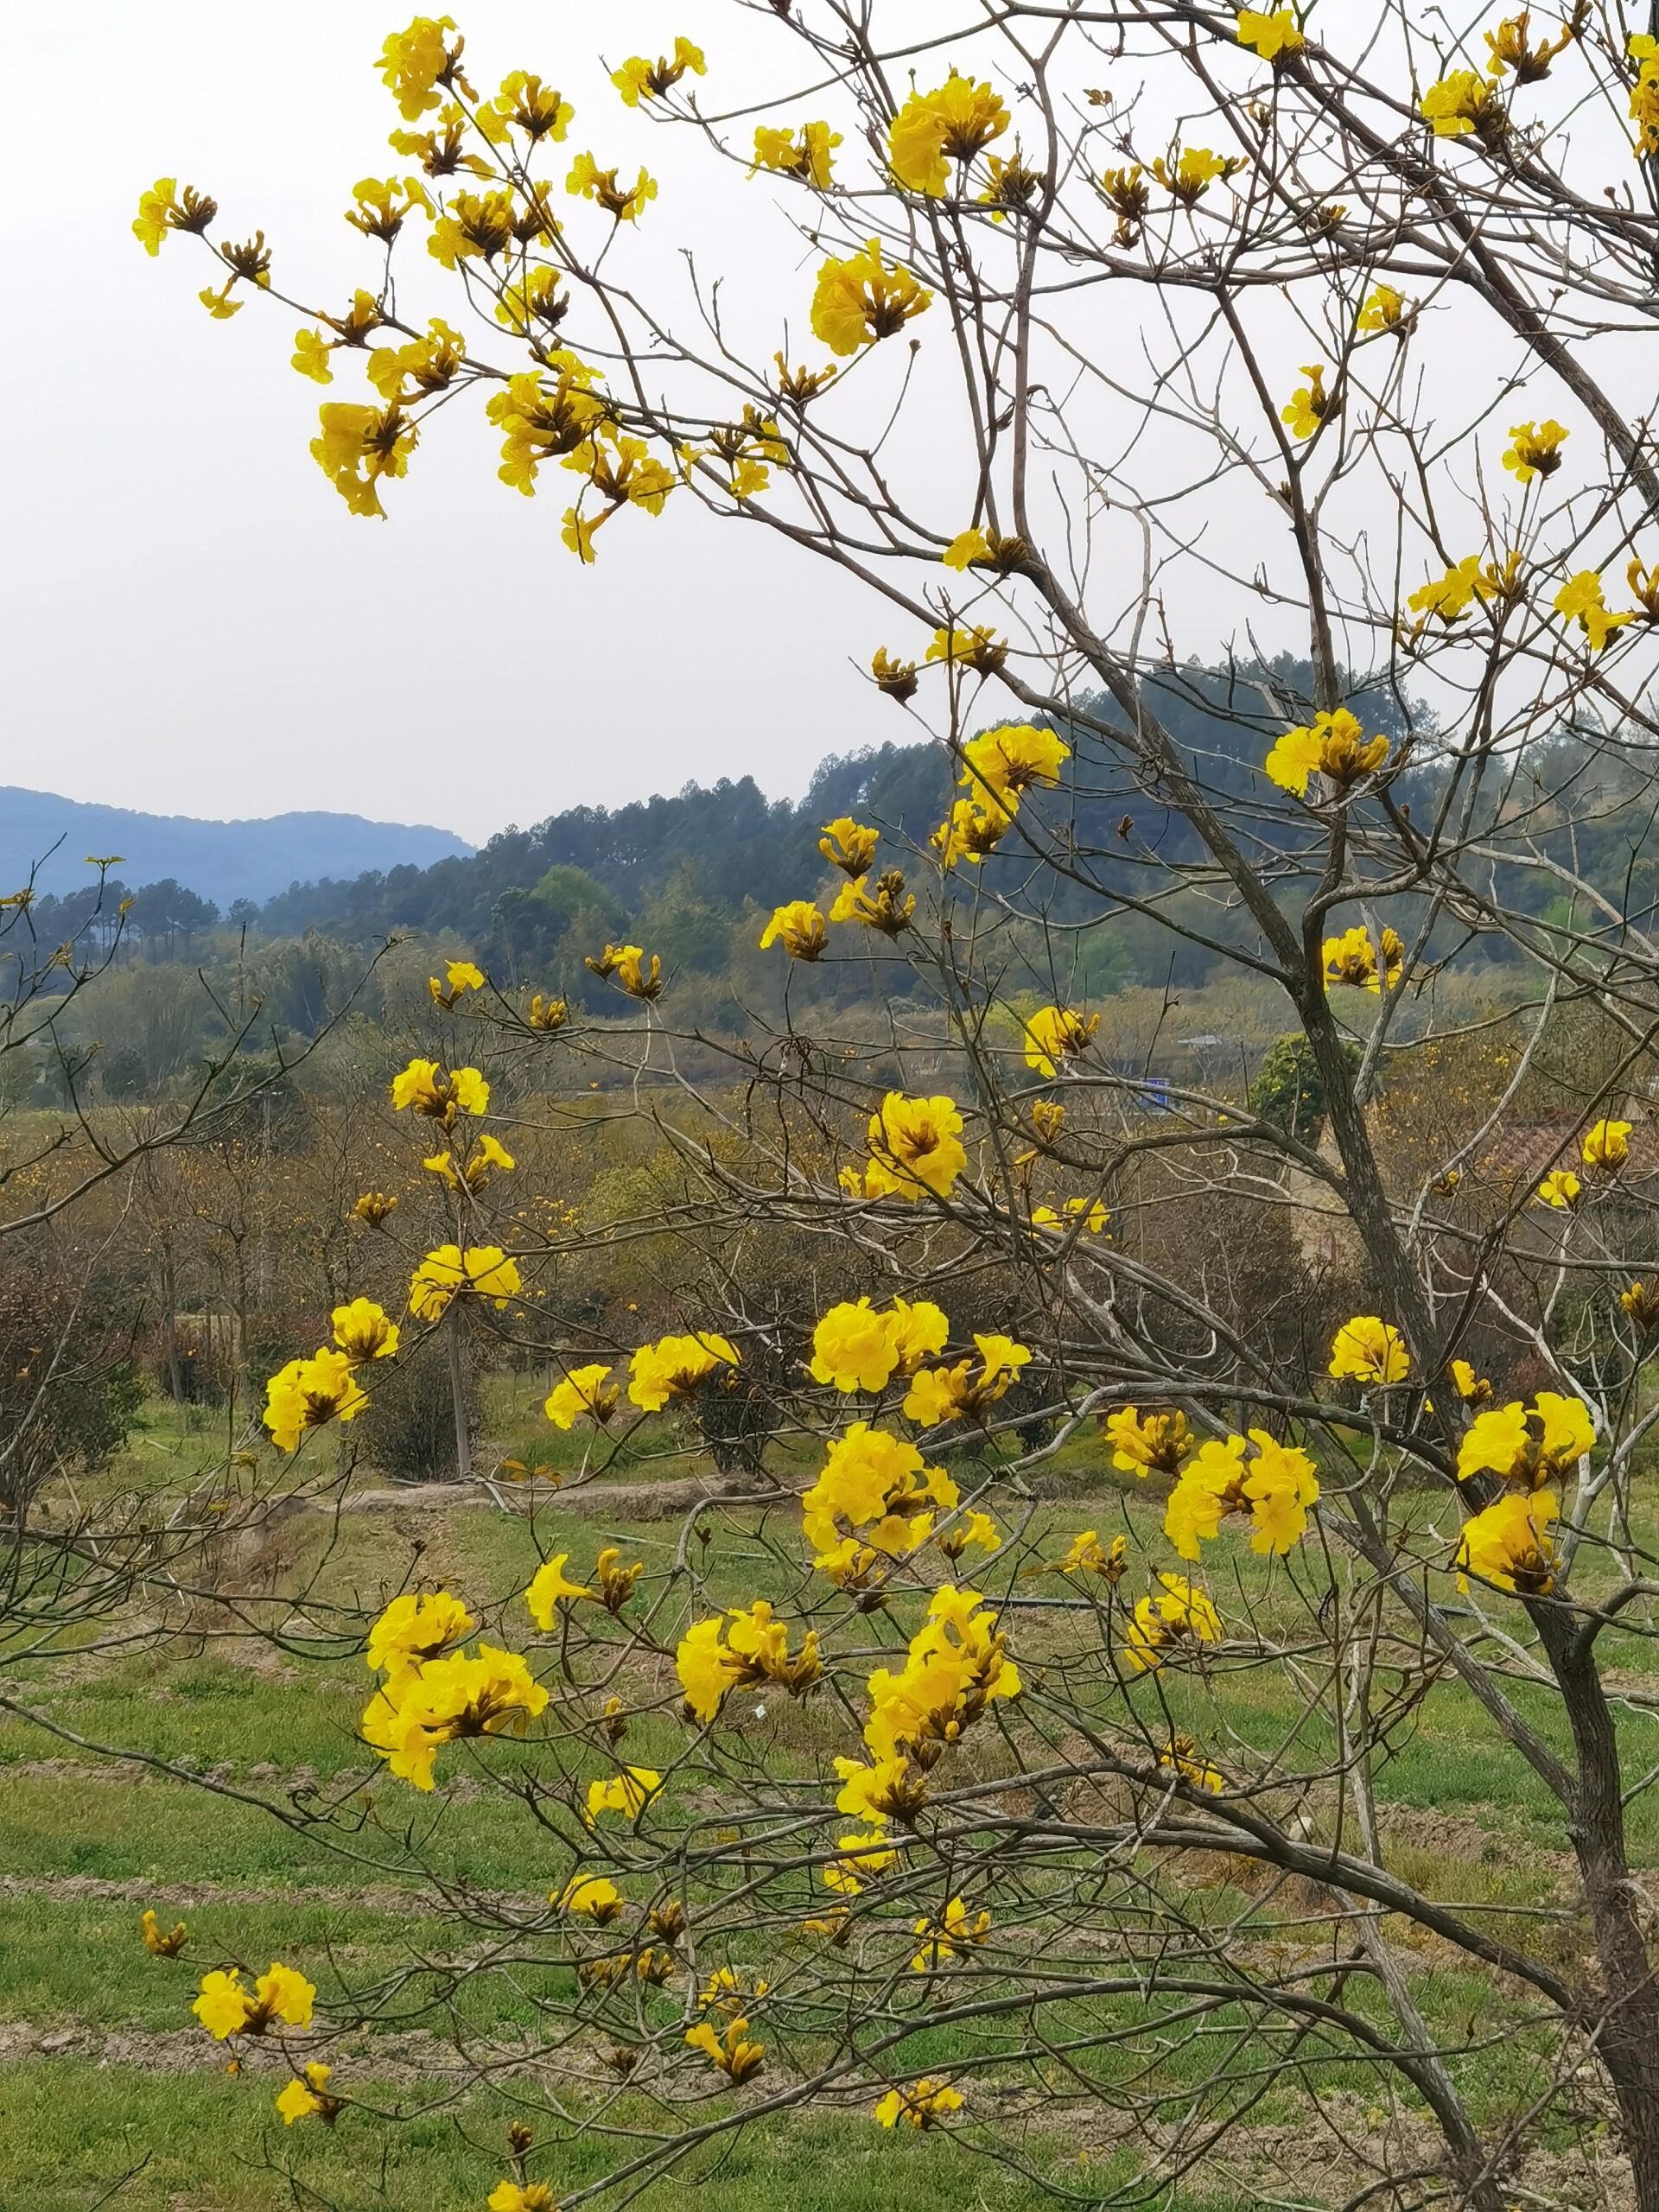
left=1264, top=707, right=1389, bottom=798
left=834, top=1586, right=1020, bottom=1826
left=752, top=120, right=841, bottom=188
left=193, top=1961, right=315, bottom=2041
left=1408, top=552, right=1518, bottom=625
left=887, top=73, right=1009, bottom=196
left=262, top=1295, right=399, bottom=1452
left=810, top=238, right=931, bottom=356
left=1023, top=1004, right=1099, bottom=1078
left=801, top=1422, right=958, bottom=1571
left=276, top=2060, right=340, bottom=2126
left=359, top=1592, right=546, bottom=1790
left=391, top=1056, right=490, bottom=1126
left=863, top=1091, right=968, bottom=1201
left=1105, top=1406, right=1194, bottom=1478
left=903, top=1333, right=1033, bottom=1425
left=409, top=1244, right=522, bottom=1319
left=874, top=2076, right=963, bottom=2128
left=1124, top=1573, right=1223, bottom=1672
left=1457, top=1392, right=1592, bottom=1488
left=911, top=1895, right=992, bottom=1973
left=1322, top=923, right=1403, bottom=994
left=676, top=1599, right=822, bottom=1722
left=936, top=725, right=1071, bottom=871
left=626, top=1330, right=739, bottom=1411
left=544, top=1363, right=620, bottom=1429
left=1328, top=1314, right=1410, bottom=1387
left=1163, top=1431, right=1319, bottom=1560
left=809, top=1296, right=950, bottom=1392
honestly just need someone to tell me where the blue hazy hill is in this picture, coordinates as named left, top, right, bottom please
left=0, top=787, right=473, bottom=911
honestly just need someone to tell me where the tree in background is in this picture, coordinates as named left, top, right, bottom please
left=130, top=8, right=1659, bottom=2209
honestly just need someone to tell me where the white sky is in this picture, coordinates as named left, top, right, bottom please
left=3, top=3, right=887, bottom=845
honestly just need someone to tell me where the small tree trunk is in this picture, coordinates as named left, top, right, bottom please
left=447, top=1306, right=473, bottom=1482
left=1533, top=1603, right=1659, bottom=2210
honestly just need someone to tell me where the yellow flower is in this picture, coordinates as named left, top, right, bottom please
left=525, top=1554, right=594, bottom=1629
left=871, top=645, right=918, bottom=701
left=1163, top=1433, right=1318, bottom=1560
left=1236, top=8, right=1303, bottom=60
left=1123, top=1573, right=1223, bottom=1671
left=866, top=1092, right=968, bottom=1202
left=1152, top=145, right=1243, bottom=203
left=1032, top=1197, right=1109, bottom=1236
left=567, top=153, right=658, bottom=223
left=544, top=1364, right=619, bottom=1429
left=1421, top=69, right=1504, bottom=139
left=363, top=1643, right=549, bottom=1790
left=1160, top=1734, right=1224, bottom=1792
left=686, top=2014, right=765, bottom=2082
left=276, top=2062, right=337, bottom=2126
left=1022, top=1004, right=1099, bottom=1078
left=1357, top=284, right=1406, bottom=334
left=932, top=798, right=1011, bottom=869
left=1104, top=1406, right=1192, bottom=1477
left=133, top=177, right=216, bottom=256
left=810, top=238, right=932, bottom=356
left=759, top=899, right=828, bottom=959
left=874, top=2077, right=963, bottom=2129
left=309, top=402, right=417, bottom=519
left=888, top=73, right=1009, bottom=197
left=428, top=957, right=486, bottom=1007
left=408, top=1245, right=522, bottom=1319
left=902, top=1334, right=1033, bottom=1424
left=830, top=867, right=917, bottom=931
left=1281, top=364, right=1330, bottom=439
left=929, top=623, right=1008, bottom=672
left=1408, top=553, right=1516, bottom=625
left=353, top=1190, right=398, bottom=1228
left=488, top=2185, right=559, bottom=2212
left=1554, top=572, right=1633, bottom=652
left=751, top=122, right=840, bottom=188
left=861, top=1586, right=1020, bottom=1763
left=1535, top=1168, right=1581, bottom=1211
left=1328, top=1314, right=1410, bottom=1387
left=585, top=1767, right=662, bottom=1824
left=961, top=723, right=1069, bottom=802
left=818, top=817, right=880, bottom=875
left=365, top=1590, right=474, bottom=1681
left=1322, top=923, right=1404, bottom=994
left=1582, top=1117, right=1632, bottom=1171
left=331, top=1297, right=398, bottom=1364
left=1056, top=1529, right=1128, bottom=1582
left=263, top=1348, right=368, bottom=1453
left=677, top=1602, right=819, bottom=1722
left=810, top=1299, right=905, bottom=1393
left=585, top=943, right=664, bottom=999
left=1503, top=420, right=1567, bottom=482
left=626, top=1331, right=739, bottom=1411
left=377, top=16, right=470, bottom=122
left=1621, top=1279, right=1659, bottom=1332
left=141, top=1908, right=188, bottom=1957
left=1486, top=12, right=1575, bottom=79
left=556, top=1872, right=623, bottom=1923
left=938, top=1509, right=1002, bottom=1564
left=1264, top=707, right=1389, bottom=798
left=391, top=1057, right=489, bottom=1123
left=1458, top=1394, right=1592, bottom=1487
left=193, top=1962, right=315, bottom=2040
left=801, top=1422, right=957, bottom=1557
left=911, top=1897, right=991, bottom=1971
left=526, top=993, right=569, bottom=1033
left=1456, top=1490, right=1557, bottom=1595
left=291, top=328, right=336, bottom=385
left=1451, top=1357, right=1493, bottom=1406
left=613, top=36, right=705, bottom=107
left=346, top=174, right=432, bottom=243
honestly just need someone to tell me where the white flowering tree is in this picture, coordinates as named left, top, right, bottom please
left=128, top=7, right=1659, bottom=2209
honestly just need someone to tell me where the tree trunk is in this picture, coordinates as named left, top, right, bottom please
left=1533, top=1603, right=1659, bottom=2209
left=447, top=1306, right=473, bottom=1483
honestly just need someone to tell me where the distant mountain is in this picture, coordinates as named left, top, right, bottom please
left=0, top=788, right=473, bottom=911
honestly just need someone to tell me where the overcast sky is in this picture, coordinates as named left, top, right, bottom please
left=3, top=3, right=890, bottom=845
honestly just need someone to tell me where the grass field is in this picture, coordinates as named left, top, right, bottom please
left=8, top=1387, right=1659, bottom=2212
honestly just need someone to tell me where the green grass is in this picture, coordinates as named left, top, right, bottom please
left=14, top=1400, right=1659, bottom=2210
